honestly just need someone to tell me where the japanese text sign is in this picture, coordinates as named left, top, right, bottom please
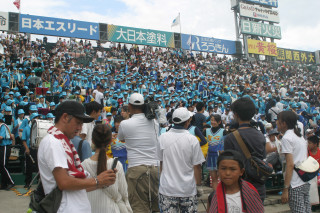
left=247, top=39, right=277, bottom=56
left=241, top=20, right=281, bottom=39
left=181, top=34, right=237, bottom=55
left=245, top=0, right=278, bottom=8
left=0, top=12, right=9, bottom=31
left=240, top=2, right=280, bottom=23
left=277, top=48, right=316, bottom=64
left=19, top=14, right=99, bottom=40
left=107, top=25, right=174, bottom=48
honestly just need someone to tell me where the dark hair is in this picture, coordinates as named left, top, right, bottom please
left=277, top=111, right=301, bottom=137
left=92, top=124, right=112, bottom=175
left=114, top=115, right=124, bottom=123
left=196, top=102, right=205, bottom=112
left=111, top=107, right=117, bottom=113
left=218, top=150, right=244, bottom=169
left=121, top=105, right=129, bottom=112
left=129, top=103, right=145, bottom=111
left=85, top=101, right=103, bottom=115
left=210, top=114, right=224, bottom=128
left=270, top=99, right=276, bottom=107
left=174, top=120, right=189, bottom=127
left=54, top=113, right=63, bottom=124
left=231, top=97, right=255, bottom=121
left=307, top=135, right=319, bottom=146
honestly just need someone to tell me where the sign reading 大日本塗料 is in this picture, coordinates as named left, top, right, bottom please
left=107, top=25, right=175, bottom=48
left=241, top=20, right=281, bottom=39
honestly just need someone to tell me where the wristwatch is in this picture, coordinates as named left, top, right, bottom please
left=283, top=185, right=290, bottom=189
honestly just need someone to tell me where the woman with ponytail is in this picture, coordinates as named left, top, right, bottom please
left=277, top=111, right=311, bottom=213
left=82, top=124, right=132, bottom=213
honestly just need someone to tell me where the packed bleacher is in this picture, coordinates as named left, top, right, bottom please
left=1, top=31, right=320, bottom=212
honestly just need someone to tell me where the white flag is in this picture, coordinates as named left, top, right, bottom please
left=171, top=14, right=180, bottom=27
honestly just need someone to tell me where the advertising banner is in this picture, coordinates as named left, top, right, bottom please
left=247, top=39, right=277, bottom=56
left=181, top=34, right=237, bottom=55
left=0, top=12, right=9, bottom=31
left=239, top=2, right=280, bottom=23
left=245, top=0, right=278, bottom=8
left=107, top=25, right=174, bottom=48
left=277, top=48, right=316, bottom=64
left=19, top=14, right=99, bottom=40
left=241, top=20, right=281, bottom=39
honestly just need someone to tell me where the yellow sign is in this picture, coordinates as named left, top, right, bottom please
left=247, top=39, right=277, bottom=56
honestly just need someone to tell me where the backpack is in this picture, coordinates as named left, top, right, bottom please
left=233, top=130, right=273, bottom=185
left=29, top=178, right=62, bottom=213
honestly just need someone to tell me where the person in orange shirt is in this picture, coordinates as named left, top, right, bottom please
left=307, top=135, right=320, bottom=165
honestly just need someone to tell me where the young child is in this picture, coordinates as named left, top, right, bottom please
left=208, top=150, right=264, bottom=213
left=205, top=114, right=226, bottom=190
left=110, top=115, right=128, bottom=172
left=307, top=135, right=320, bottom=165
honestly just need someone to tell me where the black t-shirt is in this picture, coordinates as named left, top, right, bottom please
left=224, top=127, right=266, bottom=200
left=193, top=113, right=206, bottom=132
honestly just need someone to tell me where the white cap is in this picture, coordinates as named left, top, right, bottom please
left=172, top=107, right=193, bottom=124
left=129, top=93, right=144, bottom=105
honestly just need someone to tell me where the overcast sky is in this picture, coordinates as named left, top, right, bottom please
left=2, top=0, right=320, bottom=51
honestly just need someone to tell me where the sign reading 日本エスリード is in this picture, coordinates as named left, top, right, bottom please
left=181, top=34, right=237, bottom=55
left=241, top=20, right=281, bottom=39
left=107, top=25, right=175, bottom=48
left=244, top=0, right=278, bottom=8
left=19, top=14, right=99, bottom=40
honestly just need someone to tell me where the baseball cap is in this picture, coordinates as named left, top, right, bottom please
left=268, top=129, right=279, bottom=136
left=172, top=107, right=193, bottom=124
left=218, top=150, right=244, bottom=169
left=46, top=113, right=55, bottom=119
left=30, top=113, right=40, bottom=120
left=129, top=93, right=144, bottom=105
left=18, top=109, right=25, bottom=115
left=29, top=105, right=38, bottom=111
left=55, top=101, right=94, bottom=123
left=5, top=106, right=11, bottom=112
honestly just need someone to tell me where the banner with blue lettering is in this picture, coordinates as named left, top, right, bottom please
left=19, top=14, right=99, bottom=40
left=245, top=0, right=278, bottom=8
left=181, top=34, right=237, bottom=55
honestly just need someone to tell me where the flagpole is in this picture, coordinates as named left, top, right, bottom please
left=179, top=12, right=181, bottom=34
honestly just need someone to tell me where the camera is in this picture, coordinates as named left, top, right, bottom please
left=144, top=95, right=159, bottom=120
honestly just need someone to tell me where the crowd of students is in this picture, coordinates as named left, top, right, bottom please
left=1, top=31, right=320, bottom=212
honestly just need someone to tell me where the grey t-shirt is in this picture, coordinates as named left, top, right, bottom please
left=224, top=127, right=267, bottom=201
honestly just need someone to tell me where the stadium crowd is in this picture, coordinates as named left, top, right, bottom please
left=0, top=31, right=320, bottom=213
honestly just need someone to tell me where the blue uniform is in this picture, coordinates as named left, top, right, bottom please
left=206, top=128, right=224, bottom=170
left=110, top=137, right=128, bottom=173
